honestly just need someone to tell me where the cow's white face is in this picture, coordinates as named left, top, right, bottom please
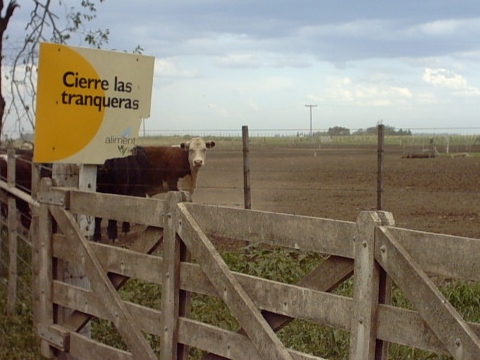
left=181, top=137, right=215, bottom=170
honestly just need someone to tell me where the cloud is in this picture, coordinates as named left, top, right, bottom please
left=325, top=76, right=413, bottom=106
left=214, top=54, right=261, bottom=68
left=423, top=68, right=480, bottom=96
left=214, top=53, right=310, bottom=69
left=154, top=58, right=200, bottom=78
left=418, top=18, right=480, bottom=38
left=419, top=19, right=461, bottom=36
left=423, top=68, right=466, bottom=88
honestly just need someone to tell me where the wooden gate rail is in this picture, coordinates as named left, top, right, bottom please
left=33, top=179, right=480, bottom=359
left=182, top=203, right=357, bottom=258
left=184, top=203, right=480, bottom=284
left=381, top=227, right=480, bottom=281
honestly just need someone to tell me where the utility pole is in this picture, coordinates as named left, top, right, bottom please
left=305, top=104, right=317, bottom=137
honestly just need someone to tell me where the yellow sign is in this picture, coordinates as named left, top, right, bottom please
left=34, top=43, right=155, bottom=164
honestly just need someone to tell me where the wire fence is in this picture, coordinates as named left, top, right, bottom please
left=137, top=126, right=480, bottom=138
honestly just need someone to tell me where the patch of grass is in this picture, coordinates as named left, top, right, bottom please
left=0, top=288, right=42, bottom=360
left=279, top=321, right=349, bottom=359
left=91, top=279, right=162, bottom=352
left=222, top=244, right=324, bottom=283
left=442, top=280, right=480, bottom=322
left=0, top=234, right=42, bottom=360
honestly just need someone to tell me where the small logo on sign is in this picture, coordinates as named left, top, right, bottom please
left=120, top=127, right=132, bottom=138
left=104, top=126, right=137, bottom=155
left=118, top=145, right=129, bottom=156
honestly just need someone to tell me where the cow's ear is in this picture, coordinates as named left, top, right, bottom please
left=180, top=142, right=189, bottom=151
left=206, top=141, right=216, bottom=149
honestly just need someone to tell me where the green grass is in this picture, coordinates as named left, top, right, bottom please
left=0, top=234, right=43, bottom=360
left=0, top=296, right=43, bottom=360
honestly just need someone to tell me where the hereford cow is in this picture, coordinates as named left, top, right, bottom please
left=94, top=137, right=215, bottom=242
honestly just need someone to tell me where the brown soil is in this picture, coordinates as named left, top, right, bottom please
left=193, top=146, right=480, bottom=239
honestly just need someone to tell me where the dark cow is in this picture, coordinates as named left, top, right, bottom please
left=94, top=137, right=215, bottom=242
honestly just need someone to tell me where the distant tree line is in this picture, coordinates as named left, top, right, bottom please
left=323, top=125, right=412, bottom=136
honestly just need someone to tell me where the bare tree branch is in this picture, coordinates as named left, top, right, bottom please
left=3, top=0, right=108, bottom=143
left=0, top=0, right=19, bottom=144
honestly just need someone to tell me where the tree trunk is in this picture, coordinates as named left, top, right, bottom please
left=0, top=1, right=19, bottom=145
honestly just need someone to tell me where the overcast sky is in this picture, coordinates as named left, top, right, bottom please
left=6, top=0, right=480, bottom=136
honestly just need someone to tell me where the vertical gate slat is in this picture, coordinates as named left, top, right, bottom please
left=6, top=148, right=17, bottom=315
left=160, top=192, right=183, bottom=359
left=161, top=191, right=192, bottom=360
left=375, top=211, right=395, bottom=360
left=34, top=178, right=55, bottom=358
left=6, top=196, right=17, bottom=314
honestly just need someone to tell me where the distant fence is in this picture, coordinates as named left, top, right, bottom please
left=138, top=128, right=480, bottom=154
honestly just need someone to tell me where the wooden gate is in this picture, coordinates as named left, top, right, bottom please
left=33, top=178, right=480, bottom=359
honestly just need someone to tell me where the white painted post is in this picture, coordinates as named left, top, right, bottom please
left=52, top=163, right=96, bottom=336
left=78, top=165, right=97, bottom=236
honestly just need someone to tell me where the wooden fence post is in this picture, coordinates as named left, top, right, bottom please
left=30, top=163, right=41, bottom=332
left=34, top=178, right=55, bottom=358
left=377, top=124, right=384, bottom=211
left=349, top=211, right=382, bottom=359
left=6, top=148, right=17, bottom=315
left=242, top=125, right=251, bottom=209
left=349, top=210, right=395, bottom=360
left=0, top=204, right=2, bottom=279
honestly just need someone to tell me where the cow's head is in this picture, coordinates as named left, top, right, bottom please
left=181, top=137, right=215, bottom=170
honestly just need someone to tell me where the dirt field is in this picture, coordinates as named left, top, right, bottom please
left=193, top=145, right=480, bottom=239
